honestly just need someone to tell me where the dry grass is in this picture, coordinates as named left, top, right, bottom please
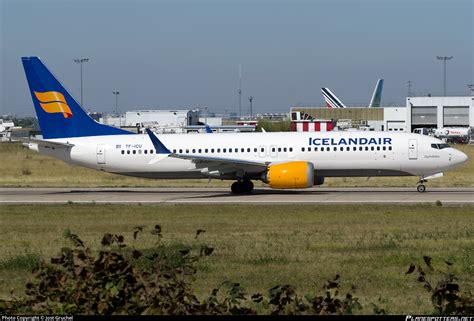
left=0, top=203, right=472, bottom=314
left=0, top=142, right=472, bottom=187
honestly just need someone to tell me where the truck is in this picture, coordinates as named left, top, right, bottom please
left=433, top=127, right=471, bottom=144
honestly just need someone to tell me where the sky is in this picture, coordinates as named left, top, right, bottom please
left=1, top=0, right=473, bottom=117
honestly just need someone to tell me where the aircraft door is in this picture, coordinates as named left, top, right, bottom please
left=97, top=144, right=106, bottom=164
left=408, top=139, right=417, bottom=160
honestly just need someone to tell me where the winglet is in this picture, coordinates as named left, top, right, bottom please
left=146, top=128, right=171, bottom=154
left=205, top=124, right=212, bottom=133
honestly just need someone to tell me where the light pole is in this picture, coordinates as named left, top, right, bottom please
left=436, top=56, right=453, bottom=96
left=112, top=91, right=120, bottom=115
left=406, top=80, right=413, bottom=97
left=468, top=84, right=474, bottom=95
left=248, top=96, right=253, bottom=117
left=73, top=58, right=89, bottom=106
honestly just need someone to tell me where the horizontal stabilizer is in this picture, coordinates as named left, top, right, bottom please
left=17, top=137, right=74, bottom=148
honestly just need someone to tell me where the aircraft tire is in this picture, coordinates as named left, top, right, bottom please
left=231, top=182, right=243, bottom=194
left=417, top=184, right=426, bottom=193
left=242, top=180, right=254, bottom=193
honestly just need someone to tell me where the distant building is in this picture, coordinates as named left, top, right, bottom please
left=101, top=109, right=200, bottom=133
left=407, top=96, right=473, bottom=132
left=0, top=118, right=29, bottom=142
left=290, top=106, right=406, bottom=132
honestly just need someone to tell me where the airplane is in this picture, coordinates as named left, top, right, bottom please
left=21, top=57, right=468, bottom=194
left=322, top=79, right=384, bottom=108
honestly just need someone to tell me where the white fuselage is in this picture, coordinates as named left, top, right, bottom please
left=33, top=131, right=468, bottom=181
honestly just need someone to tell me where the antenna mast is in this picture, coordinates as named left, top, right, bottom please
left=238, top=64, right=242, bottom=119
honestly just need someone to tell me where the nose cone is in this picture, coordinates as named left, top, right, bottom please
left=455, top=150, right=469, bottom=165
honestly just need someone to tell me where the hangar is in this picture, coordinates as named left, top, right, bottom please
left=407, top=96, right=473, bottom=132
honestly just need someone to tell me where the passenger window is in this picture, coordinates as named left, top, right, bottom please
left=211, top=149, right=215, bottom=153
left=301, top=147, right=305, bottom=152
left=389, top=146, right=392, bottom=151
left=340, top=147, right=344, bottom=151
left=278, top=148, right=281, bottom=152
left=217, top=149, right=221, bottom=153
left=365, top=147, right=369, bottom=151
left=132, top=150, right=136, bottom=154
left=283, top=148, right=287, bottom=152
left=247, top=148, right=250, bottom=152
left=371, top=146, right=375, bottom=151
left=289, top=147, right=293, bottom=152
left=235, top=148, right=238, bottom=152
left=377, top=146, right=380, bottom=151
left=198, top=149, right=202, bottom=153
left=121, top=150, right=125, bottom=154
left=254, top=148, right=257, bottom=152
left=359, top=147, right=363, bottom=151
left=314, top=147, right=318, bottom=152
left=241, top=148, right=245, bottom=152
left=346, top=147, right=350, bottom=151
left=320, top=148, right=324, bottom=152
left=205, top=149, right=208, bottom=153
left=223, top=148, right=226, bottom=153
left=382, top=146, right=386, bottom=151
left=150, top=150, right=154, bottom=154
left=186, top=149, right=189, bottom=153
left=179, top=149, right=183, bottom=153
left=353, top=147, right=356, bottom=151
left=192, top=149, right=196, bottom=153
left=138, top=150, right=142, bottom=154
left=333, top=147, right=337, bottom=151
left=326, top=147, right=330, bottom=151
left=261, top=148, right=265, bottom=152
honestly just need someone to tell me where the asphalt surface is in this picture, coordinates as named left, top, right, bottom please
left=1, top=187, right=473, bottom=205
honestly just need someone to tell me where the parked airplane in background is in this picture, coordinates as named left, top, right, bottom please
left=21, top=57, right=467, bottom=193
left=322, top=79, right=384, bottom=108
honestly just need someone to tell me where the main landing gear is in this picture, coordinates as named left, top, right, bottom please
left=231, top=180, right=254, bottom=194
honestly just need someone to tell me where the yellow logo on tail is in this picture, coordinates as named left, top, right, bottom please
left=34, top=91, right=73, bottom=118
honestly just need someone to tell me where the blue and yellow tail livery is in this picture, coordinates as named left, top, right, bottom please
left=22, top=56, right=132, bottom=139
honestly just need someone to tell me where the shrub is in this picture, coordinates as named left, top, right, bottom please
left=406, top=256, right=473, bottom=315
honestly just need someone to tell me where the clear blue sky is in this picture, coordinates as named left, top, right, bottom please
left=1, top=0, right=472, bottom=117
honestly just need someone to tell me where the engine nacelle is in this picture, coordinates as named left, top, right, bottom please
left=262, top=161, right=314, bottom=189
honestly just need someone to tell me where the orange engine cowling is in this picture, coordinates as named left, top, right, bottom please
left=263, top=161, right=314, bottom=189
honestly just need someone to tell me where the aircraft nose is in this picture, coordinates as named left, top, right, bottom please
left=455, top=150, right=469, bottom=165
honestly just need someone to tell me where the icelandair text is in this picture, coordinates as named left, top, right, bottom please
left=309, top=137, right=392, bottom=146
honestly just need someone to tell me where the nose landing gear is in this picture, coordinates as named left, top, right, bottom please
left=417, top=184, right=426, bottom=193
left=417, top=177, right=427, bottom=193
left=231, top=180, right=254, bottom=194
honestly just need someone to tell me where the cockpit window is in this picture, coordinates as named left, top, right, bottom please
left=431, top=143, right=450, bottom=150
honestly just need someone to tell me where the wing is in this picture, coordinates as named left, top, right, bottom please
left=145, top=129, right=268, bottom=177
left=17, top=137, right=74, bottom=148
left=170, top=153, right=268, bottom=175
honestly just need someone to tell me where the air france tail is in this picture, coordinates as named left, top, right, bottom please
left=321, top=87, right=346, bottom=109
left=22, top=56, right=132, bottom=139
